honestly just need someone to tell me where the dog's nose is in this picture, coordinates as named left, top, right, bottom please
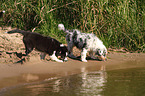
left=103, top=57, right=107, bottom=61
left=99, top=55, right=107, bottom=61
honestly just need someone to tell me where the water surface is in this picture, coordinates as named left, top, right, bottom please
left=1, top=67, right=145, bottom=96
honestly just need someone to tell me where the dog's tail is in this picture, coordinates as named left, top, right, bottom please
left=58, top=24, right=65, bottom=31
left=58, top=24, right=81, bottom=35
left=5, top=29, right=29, bottom=36
left=58, top=24, right=72, bottom=34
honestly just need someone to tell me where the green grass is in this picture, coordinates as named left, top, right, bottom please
left=1, top=0, right=145, bottom=52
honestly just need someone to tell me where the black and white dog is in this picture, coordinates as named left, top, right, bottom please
left=58, top=24, right=107, bottom=62
left=6, top=29, right=68, bottom=63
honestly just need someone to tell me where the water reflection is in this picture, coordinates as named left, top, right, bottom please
left=2, top=67, right=145, bottom=96
left=49, top=65, right=107, bottom=96
left=53, top=79, right=61, bottom=92
left=79, top=66, right=107, bottom=95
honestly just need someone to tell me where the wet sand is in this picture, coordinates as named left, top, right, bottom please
left=0, top=52, right=145, bottom=90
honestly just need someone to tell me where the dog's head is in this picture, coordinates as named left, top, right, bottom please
left=95, top=48, right=107, bottom=61
left=56, top=44, right=68, bottom=62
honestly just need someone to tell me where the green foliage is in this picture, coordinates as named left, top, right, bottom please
left=1, top=0, right=145, bottom=51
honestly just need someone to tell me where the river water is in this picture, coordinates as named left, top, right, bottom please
left=1, top=66, right=145, bottom=96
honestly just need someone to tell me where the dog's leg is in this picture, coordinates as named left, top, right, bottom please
left=23, top=40, right=34, bottom=56
left=62, top=52, right=68, bottom=62
left=89, top=51, right=93, bottom=57
left=40, top=52, right=46, bottom=60
left=16, top=39, right=34, bottom=64
left=89, top=51, right=97, bottom=60
left=50, top=51, right=63, bottom=62
left=81, top=48, right=88, bottom=62
left=67, top=42, right=76, bottom=58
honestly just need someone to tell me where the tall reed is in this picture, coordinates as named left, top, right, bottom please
left=1, top=0, right=145, bottom=51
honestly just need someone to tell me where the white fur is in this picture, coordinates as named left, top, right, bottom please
left=50, top=51, right=63, bottom=62
left=64, top=52, right=68, bottom=61
left=81, top=48, right=88, bottom=62
left=64, top=57, right=68, bottom=61
left=58, top=24, right=65, bottom=31
left=2, top=10, right=5, bottom=13
left=60, top=44, right=64, bottom=47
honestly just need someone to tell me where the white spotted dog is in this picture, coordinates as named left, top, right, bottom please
left=6, top=29, right=68, bottom=63
left=58, top=24, right=107, bottom=62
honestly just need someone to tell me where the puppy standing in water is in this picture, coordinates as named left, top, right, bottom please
left=58, top=24, right=107, bottom=62
left=6, top=29, right=68, bottom=63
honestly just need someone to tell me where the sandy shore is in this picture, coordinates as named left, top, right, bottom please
left=0, top=52, right=145, bottom=90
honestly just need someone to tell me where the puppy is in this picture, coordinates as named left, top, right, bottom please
left=58, top=24, right=107, bottom=62
left=6, top=29, right=68, bottom=63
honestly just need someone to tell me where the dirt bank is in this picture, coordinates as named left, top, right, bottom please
left=0, top=27, right=145, bottom=90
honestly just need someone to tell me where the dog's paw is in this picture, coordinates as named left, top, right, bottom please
left=64, top=57, right=68, bottom=61
left=63, top=57, right=68, bottom=62
left=82, top=59, right=87, bottom=62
